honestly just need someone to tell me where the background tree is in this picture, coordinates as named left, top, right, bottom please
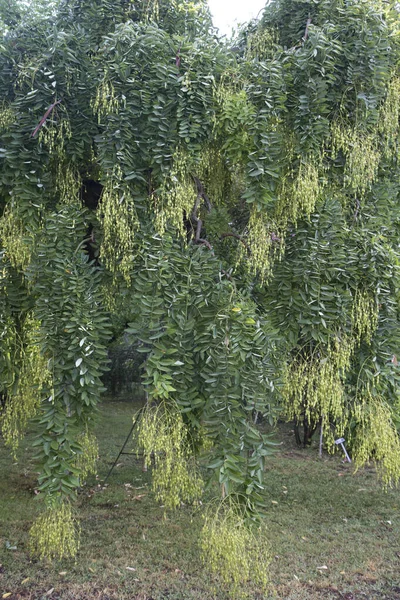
left=0, top=0, right=399, bottom=576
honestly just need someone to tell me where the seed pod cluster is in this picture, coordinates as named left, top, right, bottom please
left=100, top=172, right=139, bottom=282
left=0, top=206, right=32, bottom=271
left=331, top=123, right=381, bottom=195
left=200, top=499, right=270, bottom=598
left=351, top=288, right=378, bottom=346
left=1, top=314, right=51, bottom=455
left=29, top=502, right=80, bottom=560
left=74, top=430, right=98, bottom=482
left=0, top=103, right=14, bottom=131
left=352, top=391, right=400, bottom=488
left=91, top=78, right=119, bottom=124
left=136, top=403, right=203, bottom=510
left=156, top=150, right=197, bottom=237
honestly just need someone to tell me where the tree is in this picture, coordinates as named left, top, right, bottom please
left=0, top=0, right=399, bottom=578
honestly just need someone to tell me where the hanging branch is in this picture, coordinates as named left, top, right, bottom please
left=176, top=45, right=181, bottom=68
left=31, top=100, right=62, bottom=137
left=220, top=232, right=251, bottom=254
left=187, top=175, right=213, bottom=249
left=303, top=17, right=312, bottom=41
left=197, top=238, right=214, bottom=253
left=354, top=198, right=361, bottom=221
left=191, top=175, right=212, bottom=213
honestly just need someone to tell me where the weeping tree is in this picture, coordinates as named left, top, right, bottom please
left=1, top=0, right=400, bottom=587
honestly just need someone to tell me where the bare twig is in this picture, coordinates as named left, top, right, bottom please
left=195, top=218, right=202, bottom=243
left=303, top=17, right=312, bottom=41
left=31, top=100, right=61, bottom=137
left=354, top=198, right=361, bottom=220
left=197, top=238, right=214, bottom=254
left=220, top=268, right=233, bottom=281
left=187, top=175, right=213, bottom=247
left=191, top=175, right=212, bottom=213
left=220, top=232, right=251, bottom=254
left=319, top=415, right=324, bottom=459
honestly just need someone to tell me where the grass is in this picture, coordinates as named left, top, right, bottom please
left=1, top=400, right=400, bottom=600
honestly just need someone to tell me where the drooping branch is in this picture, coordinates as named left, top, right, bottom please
left=303, top=17, right=312, bottom=41
left=221, top=231, right=280, bottom=251
left=31, top=100, right=61, bottom=137
left=191, top=175, right=212, bottom=214
left=195, top=218, right=202, bottom=243
left=220, top=232, right=251, bottom=254
left=197, top=238, right=214, bottom=253
left=354, top=198, right=361, bottom=221
left=187, top=175, right=213, bottom=246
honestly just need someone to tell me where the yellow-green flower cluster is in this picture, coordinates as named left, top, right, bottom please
left=292, top=160, right=321, bottom=219
left=156, top=150, right=197, bottom=237
left=245, top=207, right=273, bottom=282
left=0, top=102, right=15, bottom=131
left=379, top=77, right=400, bottom=158
left=175, top=0, right=201, bottom=16
left=0, top=206, right=32, bottom=271
left=351, top=288, right=378, bottom=346
left=283, top=339, right=352, bottom=448
left=136, top=403, right=203, bottom=510
left=200, top=500, right=270, bottom=598
left=38, top=117, right=81, bottom=204
left=91, top=78, right=119, bottom=123
left=74, top=430, right=98, bottom=482
left=100, top=279, right=120, bottom=312
left=245, top=28, right=277, bottom=61
left=30, top=503, right=80, bottom=560
left=197, top=146, right=228, bottom=207
left=1, top=315, right=51, bottom=455
left=55, top=162, right=81, bottom=206
left=331, top=123, right=380, bottom=195
left=276, top=157, right=321, bottom=225
left=100, top=173, right=139, bottom=282
left=352, top=392, right=400, bottom=488
left=143, top=0, right=160, bottom=21
left=39, top=118, right=72, bottom=157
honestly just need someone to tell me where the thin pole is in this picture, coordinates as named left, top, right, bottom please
left=319, top=415, right=324, bottom=459
left=103, top=409, right=142, bottom=484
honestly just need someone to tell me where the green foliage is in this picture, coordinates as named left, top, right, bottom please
left=126, top=235, right=280, bottom=512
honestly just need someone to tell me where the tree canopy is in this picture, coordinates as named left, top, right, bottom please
left=1, top=0, right=400, bottom=579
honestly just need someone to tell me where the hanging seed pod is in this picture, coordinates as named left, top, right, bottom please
left=29, top=503, right=80, bottom=560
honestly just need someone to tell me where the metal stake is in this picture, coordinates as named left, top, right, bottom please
left=103, top=408, right=143, bottom=483
left=334, top=437, right=351, bottom=463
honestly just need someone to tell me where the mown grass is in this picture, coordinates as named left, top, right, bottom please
left=1, top=400, right=399, bottom=600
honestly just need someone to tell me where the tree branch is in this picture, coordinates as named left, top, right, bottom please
left=187, top=175, right=213, bottom=245
left=303, top=17, right=312, bottom=41
left=195, top=218, right=202, bottom=243
left=31, top=100, right=61, bottom=137
left=192, top=175, right=212, bottom=213
left=196, top=238, right=214, bottom=254
left=220, top=232, right=251, bottom=254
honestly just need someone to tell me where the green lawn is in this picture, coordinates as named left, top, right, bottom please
left=1, top=401, right=399, bottom=600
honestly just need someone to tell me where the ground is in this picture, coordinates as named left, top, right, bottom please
left=1, top=400, right=399, bottom=600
